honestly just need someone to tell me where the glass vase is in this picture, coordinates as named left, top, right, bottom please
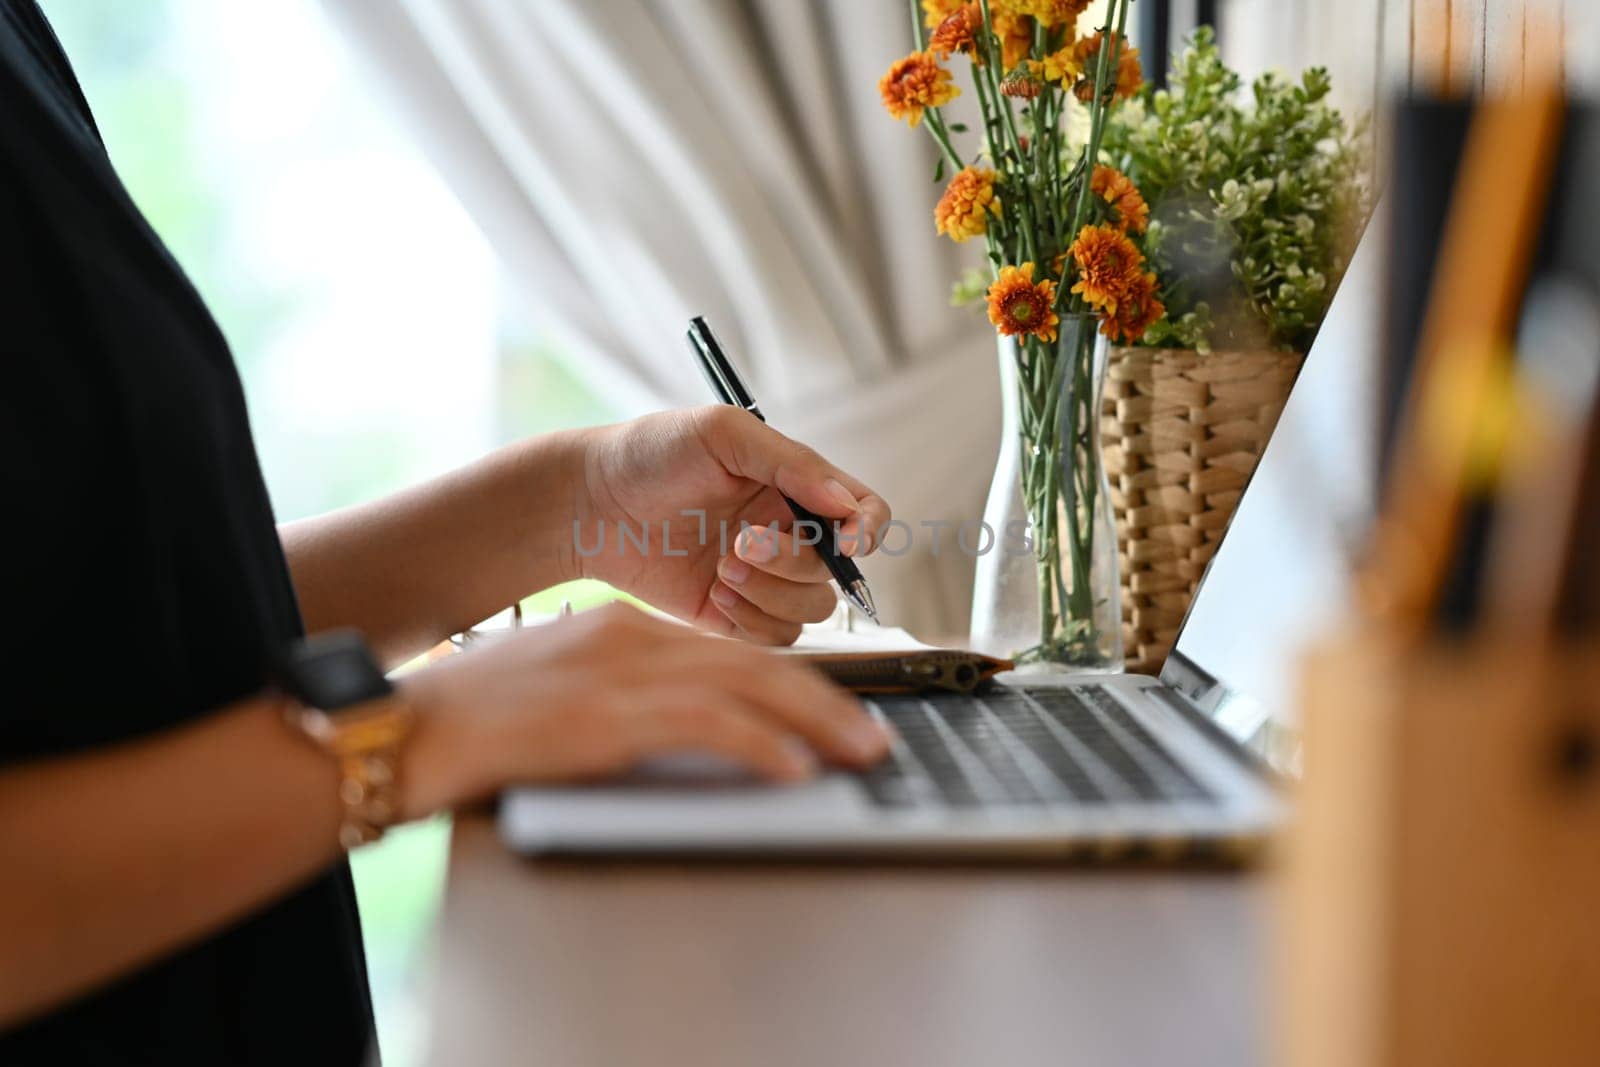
left=969, top=338, right=1042, bottom=659
left=969, top=315, right=1123, bottom=673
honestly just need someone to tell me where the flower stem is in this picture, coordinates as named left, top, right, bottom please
left=924, top=111, right=966, bottom=171
left=908, top=0, right=926, bottom=50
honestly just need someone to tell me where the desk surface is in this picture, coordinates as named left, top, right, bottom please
left=424, top=817, right=1270, bottom=1067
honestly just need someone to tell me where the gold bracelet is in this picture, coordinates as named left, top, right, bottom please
left=285, top=695, right=417, bottom=849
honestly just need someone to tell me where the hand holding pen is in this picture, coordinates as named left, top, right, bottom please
left=688, top=316, right=882, bottom=624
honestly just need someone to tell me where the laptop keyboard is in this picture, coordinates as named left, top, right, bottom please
left=857, top=684, right=1213, bottom=809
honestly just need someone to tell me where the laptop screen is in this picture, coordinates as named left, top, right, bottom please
left=1159, top=211, right=1384, bottom=771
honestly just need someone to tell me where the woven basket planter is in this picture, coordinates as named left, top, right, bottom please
left=1101, top=347, right=1305, bottom=674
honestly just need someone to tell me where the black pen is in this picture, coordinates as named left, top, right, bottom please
left=686, top=316, right=880, bottom=624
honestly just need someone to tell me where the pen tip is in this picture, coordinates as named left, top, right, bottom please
left=845, top=581, right=880, bottom=626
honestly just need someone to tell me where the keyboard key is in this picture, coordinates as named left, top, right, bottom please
left=1021, top=688, right=1166, bottom=800
left=857, top=685, right=1214, bottom=810
left=1080, top=685, right=1210, bottom=800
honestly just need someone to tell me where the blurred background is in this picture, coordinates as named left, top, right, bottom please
left=40, top=1, right=1600, bottom=1064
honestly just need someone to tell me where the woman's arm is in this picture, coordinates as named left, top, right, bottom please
left=281, top=429, right=592, bottom=665
left=0, top=696, right=346, bottom=1028
left=283, top=408, right=894, bottom=666
left=0, top=605, right=889, bottom=1031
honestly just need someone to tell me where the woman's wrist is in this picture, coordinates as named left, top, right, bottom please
left=510, top=425, right=606, bottom=588
left=567, top=422, right=619, bottom=585
left=393, top=670, right=489, bottom=822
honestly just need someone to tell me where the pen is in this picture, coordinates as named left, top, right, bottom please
left=686, top=315, right=880, bottom=624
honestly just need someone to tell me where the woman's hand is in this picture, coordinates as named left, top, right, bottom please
left=575, top=407, right=891, bottom=645
left=399, top=602, right=891, bottom=816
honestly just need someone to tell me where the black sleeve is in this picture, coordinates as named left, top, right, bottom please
left=0, top=21, right=305, bottom=762
left=0, top=142, right=160, bottom=762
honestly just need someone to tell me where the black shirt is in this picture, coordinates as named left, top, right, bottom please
left=0, top=2, right=375, bottom=1063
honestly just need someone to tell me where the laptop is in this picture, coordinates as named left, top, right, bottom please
left=498, top=214, right=1383, bottom=859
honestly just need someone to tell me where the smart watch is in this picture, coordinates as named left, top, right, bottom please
left=275, top=630, right=416, bottom=849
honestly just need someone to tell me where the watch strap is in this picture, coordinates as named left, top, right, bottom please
left=287, top=695, right=415, bottom=849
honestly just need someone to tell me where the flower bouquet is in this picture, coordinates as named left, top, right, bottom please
left=879, top=0, right=1159, bottom=669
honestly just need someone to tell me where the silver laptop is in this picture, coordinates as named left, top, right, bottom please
left=499, top=215, right=1382, bottom=859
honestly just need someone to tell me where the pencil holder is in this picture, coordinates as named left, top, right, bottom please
left=1100, top=346, right=1303, bottom=673
left=1281, top=632, right=1600, bottom=1067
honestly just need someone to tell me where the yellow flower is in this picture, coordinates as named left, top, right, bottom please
left=1068, top=223, right=1145, bottom=315
left=935, top=166, right=1001, bottom=243
left=992, top=10, right=1034, bottom=70
left=879, top=51, right=961, bottom=127
left=1073, top=31, right=1143, bottom=103
left=1102, top=270, right=1165, bottom=344
left=1090, top=164, right=1150, bottom=234
left=929, top=3, right=983, bottom=62
left=988, top=263, right=1061, bottom=343
left=1030, top=43, right=1083, bottom=88
left=1015, top=0, right=1091, bottom=28
left=921, top=0, right=965, bottom=30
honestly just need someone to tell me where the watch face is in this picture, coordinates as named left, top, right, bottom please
left=278, top=630, right=394, bottom=710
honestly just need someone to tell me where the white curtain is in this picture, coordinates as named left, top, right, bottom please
left=323, top=0, right=1002, bottom=634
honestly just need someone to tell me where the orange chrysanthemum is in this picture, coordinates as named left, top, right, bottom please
left=879, top=51, right=961, bottom=127
left=987, top=263, right=1061, bottom=343
left=1068, top=223, right=1145, bottom=314
left=1015, top=0, right=1091, bottom=28
left=1102, top=270, right=1165, bottom=343
left=929, top=3, right=983, bottom=61
left=921, top=0, right=965, bottom=30
left=935, top=166, right=1001, bottom=243
left=1000, top=70, right=1043, bottom=98
left=993, top=11, right=1034, bottom=70
left=924, top=0, right=1035, bottom=69
left=1090, top=164, right=1150, bottom=234
left=1072, top=31, right=1143, bottom=103
left=1029, top=43, right=1083, bottom=88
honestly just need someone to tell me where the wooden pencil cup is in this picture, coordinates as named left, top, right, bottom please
left=1282, top=634, right=1600, bottom=1067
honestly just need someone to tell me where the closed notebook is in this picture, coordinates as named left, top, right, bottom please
left=795, top=649, right=1014, bottom=694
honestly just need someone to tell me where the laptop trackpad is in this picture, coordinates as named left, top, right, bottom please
left=628, top=752, right=776, bottom=785
left=502, top=758, right=868, bottom=838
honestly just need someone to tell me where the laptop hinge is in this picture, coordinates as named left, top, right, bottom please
left=1145, top=686, right=1284, bottom=784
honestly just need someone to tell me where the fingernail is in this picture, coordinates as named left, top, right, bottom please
left=709, top=582, right=740, bottom=608
left=846, top=717, right=891, bottom=761
left=823, top=478, right=859, bottom=513
left=720, top=557, right=752, bottom=585
left=738, top=528, right=777, bottom=562
left=838, top=520, right=870, bottom=558
left=780, top=739, right=818, bottom=779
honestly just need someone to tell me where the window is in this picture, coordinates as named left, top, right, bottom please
left=46, top=1, right=614, bottom=1062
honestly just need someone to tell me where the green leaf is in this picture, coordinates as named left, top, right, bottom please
left=949, top=123, right=969, bottom=132
left=950, top=266, right=993, bottom=307
left=934, top=157, right=946, bottom=183
left=1097, top=21, right=1373, bottom=353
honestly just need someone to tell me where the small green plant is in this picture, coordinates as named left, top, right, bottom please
left=1101, top=27, right=1372, bottom=353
